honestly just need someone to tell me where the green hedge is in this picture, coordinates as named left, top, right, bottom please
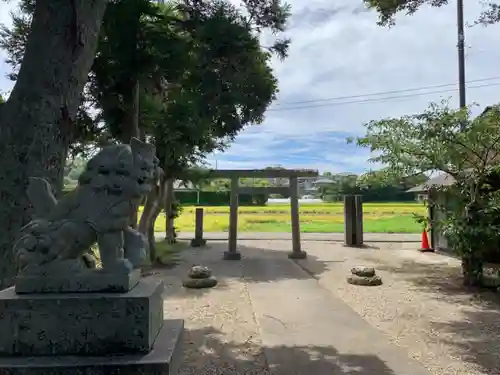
left=175, top=191, right=268, bottom=206
left=61, top=187, right=268, bottom=206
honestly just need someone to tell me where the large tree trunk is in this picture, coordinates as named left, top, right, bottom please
left=121, top=79, right=141, bottom=228
left=139, top=178, right=166, bottom=264
left=461, top=252, right=484, bottom=287
left=122, top=79, right=141, bottom=142
left=0, top=0, right=108, bottom=289
left=164, top=177, right=176, bottom=243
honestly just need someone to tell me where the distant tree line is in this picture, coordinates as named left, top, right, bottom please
left=187, top=167, right=429, bottom=203
left=316, top=171, right=428, bottom=202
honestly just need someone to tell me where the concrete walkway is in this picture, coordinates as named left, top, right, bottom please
left=171, top=232, right=421, bottom=242
left=242, top=249, right=431, bottom=374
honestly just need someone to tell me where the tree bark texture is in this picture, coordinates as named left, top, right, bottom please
left=121, top=79, right=141, bottom=228
left=139, top=178, right=166, bottom=264
left=461, top=252, right=484, bottom=287
left=0, top=0, right=108, bottom=289
left=122, top=79, right=141, bottom=142
left=164, top=177, right=176, bottom=243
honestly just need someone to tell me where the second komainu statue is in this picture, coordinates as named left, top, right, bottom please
left=14, top=138, right=161, bottom=277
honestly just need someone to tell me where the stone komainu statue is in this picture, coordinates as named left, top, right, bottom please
left=14, top=138, right=161, bottom=276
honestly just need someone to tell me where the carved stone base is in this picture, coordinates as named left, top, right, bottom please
left=223, top=251, right=241, bottom=260
left=0, top=279, right=164, bottom=356
left=15, top=269, right=141, bottom=294
left=0, top=319, right=184, bottom=375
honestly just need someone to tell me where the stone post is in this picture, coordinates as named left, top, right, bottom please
left=224, top=176, right=241, bottom=260
left=354, top=195, right=363, bottom=246
left=190, top=208, right=206, bottom=247
left=288, top=176, right=307, bottom=259
left=344, top=195, right=355, bottom=246
left=164, top=177, right=175, bottom=241
left=344, top=195, right=363, bottom=247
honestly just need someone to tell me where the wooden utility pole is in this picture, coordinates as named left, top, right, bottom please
left=457, top=0, right=466, bottom=108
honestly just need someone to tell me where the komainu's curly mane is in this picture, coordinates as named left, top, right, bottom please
left=15, top=138, right=160, bottom=276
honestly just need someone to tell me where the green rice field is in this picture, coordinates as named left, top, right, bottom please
left=141, top=202, right=426, bottom=233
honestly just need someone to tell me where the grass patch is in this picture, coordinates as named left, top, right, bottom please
left=139, top=202, right=426, bottom=234
left=152, top=239, right=188, bottom=267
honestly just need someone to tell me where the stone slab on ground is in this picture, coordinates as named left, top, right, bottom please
left=15, top=269, right=141, bottom=294
left=0, top=319, right=184, bottom=375
left=243, top=250, right=432, bottom=375
left=0, top=279, right=164, bottom=356
left=169, top=232, right=421, bottom=242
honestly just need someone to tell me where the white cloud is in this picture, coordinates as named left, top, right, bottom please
left=2, top=0, right=500, bottom=174
left=212, top=0, right=500, bottom=173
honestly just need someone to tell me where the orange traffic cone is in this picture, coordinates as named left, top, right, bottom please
left=419, top=229, right=433, bottom=252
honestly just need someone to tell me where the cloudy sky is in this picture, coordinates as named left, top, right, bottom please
left=2, top=1, right=500, bottom=173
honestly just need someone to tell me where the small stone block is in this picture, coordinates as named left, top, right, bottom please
left=287, top=251, right=307, bottom=259
left=187, top=266, right=212, bottom=279
left=0, top=319, right=184, bottom=375
left=15, top=269, right=141, bottom=294
left=351, top=266, right=376, bottom=277
left=190, top=238, right=207, bottom=247
left=223, top=251, right=242, bottom=260
left=347, top=275, right=383, bottom=286
left=183, top=276, right=218, bottom=289
left=0, top=279, right=165, bottom=356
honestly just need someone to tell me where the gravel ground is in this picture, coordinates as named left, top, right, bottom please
left=154, top=245, right=269, bottom=375
left=152, top=239, right=500, bottom=375
left=292, top=241, right=500, bottom=375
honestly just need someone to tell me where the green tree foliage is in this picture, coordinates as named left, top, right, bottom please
left=0, top=0, right=287, bottom=169
left=351, top=102, right=500, bottom=286
left=309, top=172, right=419, bottom=202
left=364, top=0, right=500, bottom=26
left=0, top=0, right=288, bottom=260
left=0, top=0, right=34, bottom=79
left=145, top=0, right=281, bottom=175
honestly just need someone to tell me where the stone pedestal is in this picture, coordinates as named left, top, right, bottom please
left=15, top=269, right=141, bottom=294
left=0, top=279, right=184, bottom=375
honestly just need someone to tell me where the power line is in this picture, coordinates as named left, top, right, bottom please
left=268, top=81, right=500, bottom=112
left=272, top=76, right=500, bottom=107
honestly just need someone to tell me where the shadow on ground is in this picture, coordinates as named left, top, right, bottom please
left=429, top=309, right=500, bottom=374
left=178, top=326, right=396, bottom=375
left=354, top=254, right=500, bottom=374
left=155, top=241, right=330, bottom=297
left=372, top=257, right=500, bottom=304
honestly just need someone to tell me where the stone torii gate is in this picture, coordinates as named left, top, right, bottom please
left=204, top=169, right=319, bottom=260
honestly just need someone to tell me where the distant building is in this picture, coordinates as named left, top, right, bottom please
left=407, top=173, right=456, bottom=251
left=298, top=177, right=318, bottom=195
